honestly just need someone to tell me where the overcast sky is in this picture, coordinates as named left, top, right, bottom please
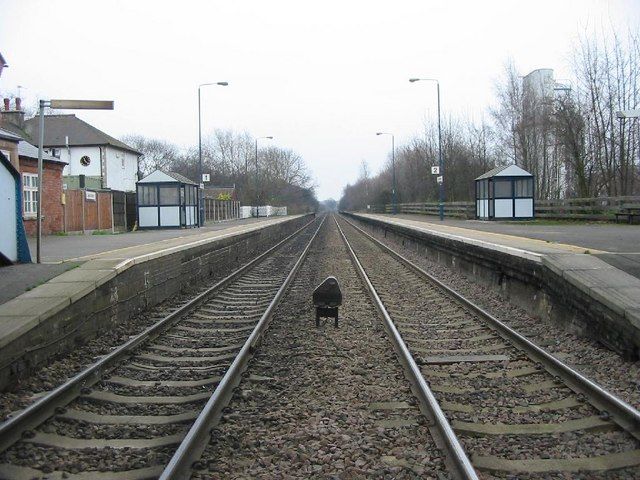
left=1, top=0, right=638, bottom=200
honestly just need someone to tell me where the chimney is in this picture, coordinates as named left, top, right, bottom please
left=0, top=97, right=25, bottom=130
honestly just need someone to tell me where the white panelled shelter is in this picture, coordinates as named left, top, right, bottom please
left=475, top=165, right=534, bottom=220
left=136, top=170, right=199, bottom=229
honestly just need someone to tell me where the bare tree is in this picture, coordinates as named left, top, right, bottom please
left=120, top=134, right=180, bottom=177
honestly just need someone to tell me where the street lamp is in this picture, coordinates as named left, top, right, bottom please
left=376, top=132, right=396, bottom=214
left=409, top=77, right=444, bottom=221
left=198, top=81, right=229, bottom=226
left=37, top=99, right=114, bottom=263
left=254, top=136, right=274, bottom=217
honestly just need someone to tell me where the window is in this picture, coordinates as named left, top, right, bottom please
left=515, top=178, right=533, bottom=198
left=23, top=173, right=38, bottom=216
left=159, top=185, right=179, bottom=205
left=138, top=185, right=157, bottom=206
left=493, top=179, right=512, bottom=198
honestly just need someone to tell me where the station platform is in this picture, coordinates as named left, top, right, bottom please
left=0, top=214, right=310, bottom=387
left=350, top=213, right=640, bottom=358
left=363, top=213, right=640, bottom=279
left=1, top=218, right=270, bottom=306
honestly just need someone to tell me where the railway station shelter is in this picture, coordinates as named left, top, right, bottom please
left=136, top=170, right=199, bottom=229
left=475, top=165, right=534, bottom=220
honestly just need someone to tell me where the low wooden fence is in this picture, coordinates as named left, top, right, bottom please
left=63, top=189, right=113, bottom=233
left=369, top=196, right=640, bottom=221
left=63, top=189, right=137, bottom=233
left=204, top=199, right=240, bottom=223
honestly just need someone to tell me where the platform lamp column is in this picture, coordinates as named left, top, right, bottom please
left=375, top=132, right=396, bottom=214
left=37, top=99, right=114, bottom=263
left=254, top=136, right=273, bottom=217
left=198, top=81, right=229, bottom=226
left=409, top=77, right=443, bottom=220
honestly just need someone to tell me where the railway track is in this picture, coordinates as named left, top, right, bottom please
left=173, top=213, right=454, bottom=479
left=0, top=216, right=323, bottom=479
left=2, top=213, right=639, bottom=479
left=336, top=214, right=640, bottom=478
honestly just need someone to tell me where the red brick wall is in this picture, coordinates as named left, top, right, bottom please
left=19, top=159, right=65, bottom=235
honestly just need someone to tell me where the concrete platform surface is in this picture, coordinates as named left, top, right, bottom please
left=0, top=217, right=287, bottom=307
left=369, top=213, right=640, bottom=278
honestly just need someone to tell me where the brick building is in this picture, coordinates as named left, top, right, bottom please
left=1, top=99, right=67, bottom=235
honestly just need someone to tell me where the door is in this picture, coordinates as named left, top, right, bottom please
left=0, top=167, right=17, bottom=262
left=180, top=185, right=186, bottom=227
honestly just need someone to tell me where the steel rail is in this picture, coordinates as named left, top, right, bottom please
left=160, top=215, right=326, bottom=480
left=0, top=215, right=318, bottom=454
left=340, top=214, right=640, bottom=441
left=334, top=216, right=478, bottom=480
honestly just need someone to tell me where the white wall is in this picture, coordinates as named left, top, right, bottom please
left=105, top=146, right=138, bottom=192
left=476, top=199, right=489, bottom=218
left=515, top=199, right=534, bottom=217
left=61, top=146, right=101, bottom=177
left=494, top=199, right=513, bottom=218
left=0, top=165, right=17, bottom=262
left=139, top=206, right=158, bottom=227
left=160, top=206, right=180, bottom=226
left=59, top=145, right=138, bottom=192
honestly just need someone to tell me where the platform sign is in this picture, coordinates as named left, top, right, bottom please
left=85, top=191, right=97, bottom=201
left=202, top=173, right=211, bottom=182
left=436, top=175, right=443, bottom=184
left=431, top=166, right=440, bottom=175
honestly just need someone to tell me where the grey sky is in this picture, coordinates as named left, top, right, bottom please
left=1, top=0, right=638, bottom=200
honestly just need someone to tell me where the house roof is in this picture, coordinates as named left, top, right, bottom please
left=138, top=169, right=198, bottom=185
left=18, top=140, right=65, bottom=164
left=0, top=127, right=66, bottom=164
left=0, top=127, right=22, bottom=143
left=475, top=164, right=533, bottom=180
left=24, top=114, right=142, bottom=155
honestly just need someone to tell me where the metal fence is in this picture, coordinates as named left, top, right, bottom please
left=369, top=196, right=640, bottom=221
left=204, top=199, right=240, bottom=223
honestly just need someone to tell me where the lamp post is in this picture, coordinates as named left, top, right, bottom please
left=254, top=136, right=274, bottom=217
left=198, top=81, right=229, bottom=226
left=409, top=78, right=444, bottom=221
left=376, top=132, right=396, bottom=214
left=36, top=99, right=114, bottom=263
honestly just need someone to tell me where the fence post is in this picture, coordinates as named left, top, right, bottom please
left=110, top=193, right=115, bottom=233
left=81, top=189, right=86, bottom=234
left=123, top=193, right=128, bottom=231
left=97, top=192, right=101, bottom=231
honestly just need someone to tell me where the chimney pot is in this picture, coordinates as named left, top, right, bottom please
left=3, top=98, right=9, bottom=111
left=15, top=97, right=21, bottom=111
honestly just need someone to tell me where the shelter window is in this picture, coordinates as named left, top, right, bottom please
left=138, top=185, right=157, bottom=206
left=159, top=185, right=179, bottom=205
left=515, top=178, right=533, bottom=198
left=494, top=179, right=512, bottom=198
left=23, top=173, right=38, bottom=216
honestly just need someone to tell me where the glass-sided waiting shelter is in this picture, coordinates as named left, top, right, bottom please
left=137, top=170, right=199, bottom=229
left=475, top=165, right=534, bottom=220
